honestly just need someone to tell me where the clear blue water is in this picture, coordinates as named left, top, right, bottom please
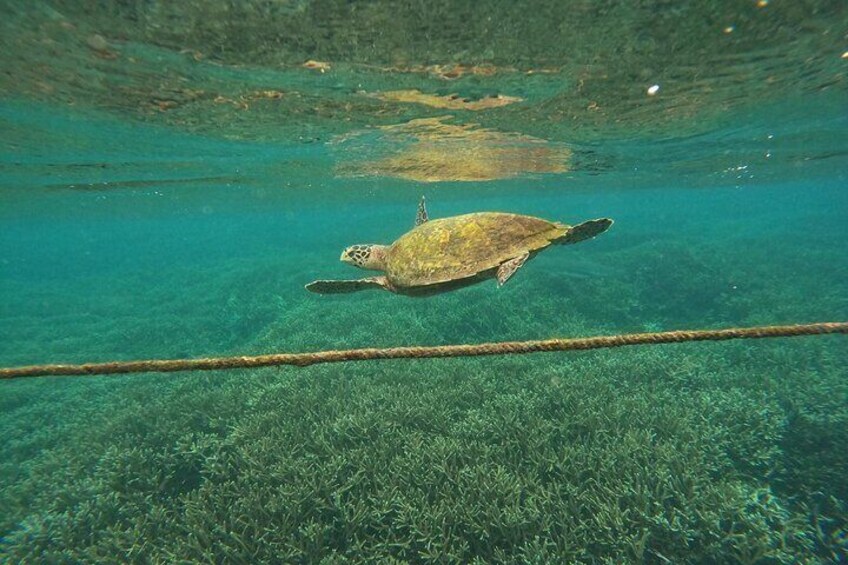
left=1, top=2, right=847, bottom=562
left=2, top=99, right=845, bottom=365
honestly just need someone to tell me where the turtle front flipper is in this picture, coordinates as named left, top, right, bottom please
left=557, top=218, right=613, bottom=245
left=306, top=276, right=393, bottom=294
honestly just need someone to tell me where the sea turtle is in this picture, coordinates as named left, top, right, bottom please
left=306, top=197, right=612, bottom=295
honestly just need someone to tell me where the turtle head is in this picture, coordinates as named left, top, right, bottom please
left=340, top=244, right=388, bottom=271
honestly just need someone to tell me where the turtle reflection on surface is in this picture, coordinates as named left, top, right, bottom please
left=334, top=117, right=572, bottom=182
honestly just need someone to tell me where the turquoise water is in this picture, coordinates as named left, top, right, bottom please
left=2, top=1, right=848, bottom=562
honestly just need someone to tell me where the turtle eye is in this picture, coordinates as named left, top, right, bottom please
left=342, top=245, right=371, bottom=266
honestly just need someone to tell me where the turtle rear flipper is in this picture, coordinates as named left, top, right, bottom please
left=557, top=218, right=613, bottom=245
left=496, top=252, right=530, bottom=286
left=415, top=195, right=429, bottom=226
left=306, top=276, right=393, bottom=294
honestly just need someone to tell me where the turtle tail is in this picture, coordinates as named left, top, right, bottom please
left=556, top=218, right=613, bottom=245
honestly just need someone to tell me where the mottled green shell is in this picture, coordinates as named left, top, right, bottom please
left=385, top=212, right=568, bottom=287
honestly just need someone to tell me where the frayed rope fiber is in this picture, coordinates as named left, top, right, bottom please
left=1, top=322, right=846, bottom=380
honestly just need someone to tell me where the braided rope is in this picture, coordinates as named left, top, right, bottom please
left=1, top=322, right=845, bottom=380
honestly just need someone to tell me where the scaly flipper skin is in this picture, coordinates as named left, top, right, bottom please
left=305, top=276, right=393, bottom=294
left=557, top=218, right=613, bottom=245
left=415, top=195, right=429, bottom=226
left=496, top=252, right=530, bottom=286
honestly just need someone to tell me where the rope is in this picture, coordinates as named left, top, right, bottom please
left=1, top=322, right=845, bottom=380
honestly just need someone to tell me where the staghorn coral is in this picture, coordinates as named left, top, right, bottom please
left=1, top=170, right=846, bottom=562
left=2, top=335, right=846, bottom=561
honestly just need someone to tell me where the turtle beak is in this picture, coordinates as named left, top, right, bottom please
left=340, top=248, right=354, bottom=265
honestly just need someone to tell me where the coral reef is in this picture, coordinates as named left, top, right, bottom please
left=1, top=210, right=846, bottom=562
